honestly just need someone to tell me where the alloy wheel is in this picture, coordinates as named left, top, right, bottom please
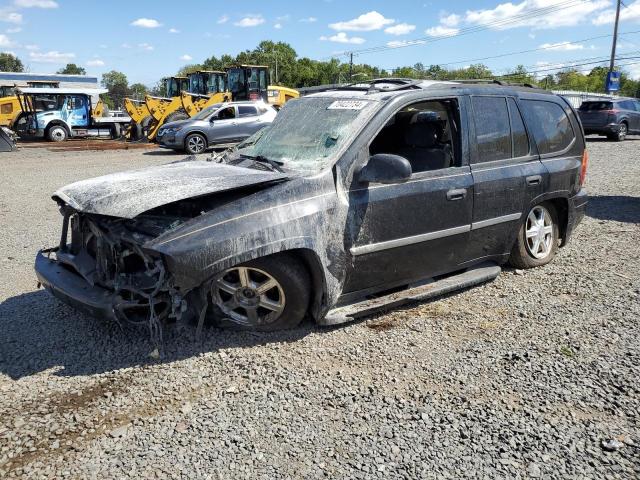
left=525, top=205, right=554, bottom=259
left=619, top=123, right=627, bottom=140
left=187, top=135, right=205, bottom=153
left=213, top=266, right=286, bottom=327
left=50, top=127, right=66, bottom=142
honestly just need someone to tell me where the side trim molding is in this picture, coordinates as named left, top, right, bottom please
left=349, top=212, right=522, bottom=257
left=471, top=212, right=521, bottom=230
left=350, top=225, right=471, bottom=256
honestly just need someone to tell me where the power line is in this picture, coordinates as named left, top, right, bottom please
left=328, top=0, right=585, bottom=59
left=434, top=30, right=640, bottom=68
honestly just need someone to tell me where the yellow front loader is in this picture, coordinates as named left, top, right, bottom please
left=0, top=96, right=21, bottom=127
left=180, top=70, right=230, bottom=117
left=141, top=76, right=190, bottom=141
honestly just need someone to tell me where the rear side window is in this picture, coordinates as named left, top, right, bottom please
left=520, top=100, right=575, bottom=155
left=579, top=101, right=612, bottom=111
left=619, top=100, right=636, bottom=111
left=508, top=98, right=529, bottom=158
left=472, top=96, right=511, bottom=162
left=238, top=105, right=258, bottom=117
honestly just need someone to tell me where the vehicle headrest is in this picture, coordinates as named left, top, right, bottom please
left=404, top=122, right=438, bottom=148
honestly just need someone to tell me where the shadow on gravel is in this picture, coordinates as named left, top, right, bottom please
left=585, top=136, right=640, bottom=142
left=587, top=195, right=640, bottom=223
left=0, top=290, right=311, bottom=380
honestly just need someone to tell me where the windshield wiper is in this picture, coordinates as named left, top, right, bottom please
left=240, top=154, right=284, bottom=173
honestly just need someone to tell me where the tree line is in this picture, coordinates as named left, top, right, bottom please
left=2, top=42, right=639, bottom=108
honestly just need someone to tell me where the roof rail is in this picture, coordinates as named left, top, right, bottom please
left=451, top=79, right=542, bottom=89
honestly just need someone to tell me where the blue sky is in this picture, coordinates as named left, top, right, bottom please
left=2, top=0, right=640, bottom=85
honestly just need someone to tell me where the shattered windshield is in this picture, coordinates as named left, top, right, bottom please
left=236, top=97, right=377, bottom=174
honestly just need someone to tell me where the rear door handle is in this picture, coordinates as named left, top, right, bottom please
left=526, top=175, right=542, bottom=186
left=446, top=188, right=467, bottom=201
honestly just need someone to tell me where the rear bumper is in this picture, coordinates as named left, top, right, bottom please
left=564, top=189, right=587, bottom=244
left=35, top=250, right=117, bottom=321
left=583, top=122, right=620, bottom=135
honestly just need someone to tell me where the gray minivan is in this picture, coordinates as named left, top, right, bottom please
left=157, top=101, right=277, bottom=154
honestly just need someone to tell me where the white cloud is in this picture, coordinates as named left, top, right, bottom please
left=539, top=41, right=584, bottom=51
left=300, top=16, right=317, bottom=23
left=168, top=27, right=180, bottom=33
left=86, top=59, right=105, bottom=67
left=138, top=43, right=154, bottom=51
left=25, top=44, right=38, bottom=50
left=29, top=50, right=75, bottom=63
left=0, top=10, right=23, bottom=24
left=465, top=0, right=610, bottom=30
left=234, top=15, right=265, bottom=27
left=593, top=1, right=640, bottom=25
left=386, top=39, right=426, bottom=48
left=320, top=32, right=366, bottom=44
left=217, top=14, right=229, bottom=24
left=425, top=25, right=459, bottom=37
left=329, top=11, right=394, bottom=31
left=130, top=18, right=162, bottom=28
left=180, top=54, right=192, bottom=61
left=384, top=23, right=415, bottom=35
left=121, top=43, right=132, bottom=49
left=6, top=26, right=21, bottom=33
left=0, top=34, right=11, bottom=47
left=274, top=23, right=282, bottom=29
left=440, top=13, right=461, bottom=27
left=14, top=0, right=58, bottom=7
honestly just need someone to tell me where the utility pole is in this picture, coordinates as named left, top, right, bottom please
left=607, top=0, right=622, bottom=93
left=349, top=53, right=353, bottom=82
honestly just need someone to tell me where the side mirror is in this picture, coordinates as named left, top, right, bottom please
left=358, top=154, right=412, bottom=184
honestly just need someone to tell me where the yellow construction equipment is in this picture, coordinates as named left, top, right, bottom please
left=142, top=76, right=190, bottom=141
left=181, top=70, right=230, bottom=117
left=226, top=65, right=299, bottom=109
left=0, top=96, right=21, bottom=127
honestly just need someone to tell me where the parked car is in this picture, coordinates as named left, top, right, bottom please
left=577, top=97, right=640, bottom=141
left=36, top=79, right=587, bottom=333
left=156, top=101, right=277, bottom=154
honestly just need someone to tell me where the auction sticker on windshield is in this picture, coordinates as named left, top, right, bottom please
left=327, top=100, right=369, bottom=110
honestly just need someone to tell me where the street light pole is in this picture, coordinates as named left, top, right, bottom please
left=607, top=0, right=622, bottom=93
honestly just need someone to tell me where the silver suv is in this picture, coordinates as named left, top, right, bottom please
left=157, top=101, right=277, bottom=154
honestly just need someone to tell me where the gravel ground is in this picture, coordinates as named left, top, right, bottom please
left=0, top=139, right=638, bottom=479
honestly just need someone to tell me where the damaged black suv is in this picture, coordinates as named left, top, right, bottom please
left=36, top=79, right=588, bottom=332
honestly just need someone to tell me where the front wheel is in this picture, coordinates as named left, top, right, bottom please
left=211, top=255, right=310, bottom=331
left=47, top=125, right=67, bottom=142
left=184, top=133, right=207, bottom=154
left=509, top=203, right=559, bottom=269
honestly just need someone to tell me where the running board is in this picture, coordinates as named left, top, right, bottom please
left=320, top=263, right=502, bottom=326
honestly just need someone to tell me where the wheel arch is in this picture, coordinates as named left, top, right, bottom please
left=45, top=120, right=71, bottom=135
left=183, top=130, right=209, bottom=148
left=524, top=193, right=570, bottom=247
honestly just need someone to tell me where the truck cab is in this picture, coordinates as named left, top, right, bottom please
left=13, top=87, right=130, bottom=141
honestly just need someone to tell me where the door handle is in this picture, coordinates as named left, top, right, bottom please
left=526, top=175, right=542, bottom=186
left=446, top=188, right=467, bottom=201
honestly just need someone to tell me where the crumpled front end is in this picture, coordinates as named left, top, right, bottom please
left=35, top=206, right=189, bottom=334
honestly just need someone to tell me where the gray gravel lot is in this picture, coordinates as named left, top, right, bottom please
left=0, top=140, right=639, bottom=479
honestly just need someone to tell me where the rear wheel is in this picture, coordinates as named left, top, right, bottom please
left=509, top=203, right=559, bottom=269
left=184, top=133, right=207, bottom=154
left=110, top=123, right=122, bottom=140
left=211, top=255, right=310, bottom=331
left=46, top=125, right=67, bottom=142
left=608, top=122, right=627, bottom=141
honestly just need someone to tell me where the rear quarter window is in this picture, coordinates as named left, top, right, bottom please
left=521, top=100, right=575, bottom=155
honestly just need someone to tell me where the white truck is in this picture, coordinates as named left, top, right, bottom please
left=13, top=87, right=131, bottom=141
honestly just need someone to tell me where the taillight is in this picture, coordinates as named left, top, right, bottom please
left=579, top=149, right=588, bottom=186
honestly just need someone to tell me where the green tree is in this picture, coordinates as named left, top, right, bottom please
left=129, top=82, right=148, bottom=100
left=101, top=70, right=129, bottom=108
left=176, top=64, right=202, bottom=77
left=57, top=63, right=86, bottom=75
left=0, top=53, right=24, bottom=72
